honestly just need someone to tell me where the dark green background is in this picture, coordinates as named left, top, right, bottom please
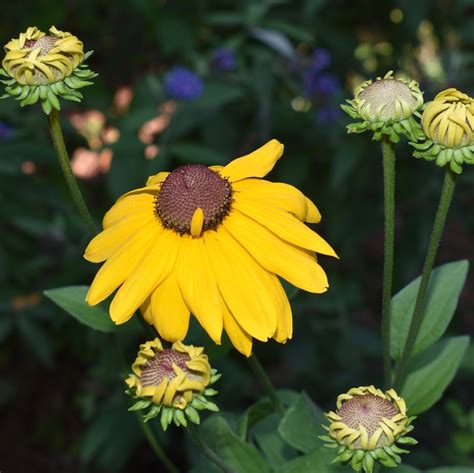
left=0, top=0, right=473, bottom=471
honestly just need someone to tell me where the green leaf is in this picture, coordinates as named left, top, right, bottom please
left=199, top=415, right=272, bottom=473
left=278, top=392, right=326, bottom=453
left=390, top=261, right=469, bottom=360
left=401, top=336, right=470, bottom=415
left=44, top=285, right=118, bottom=332
left=275, top=447, right=345, bottom=473
left=252, top=413, right=298, bottom=468
left=393, top=466, right=420, bottom=473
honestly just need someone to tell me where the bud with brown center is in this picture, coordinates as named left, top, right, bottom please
left=0, top=26, right=97, bottom=114
left=412, top=88, right=474, bottom=174
left=341, top=71, right=424, bottom=142
left=125, top=338, right=221, bottom=430
left=321, top=386, right=416, bottom=473
left=156, top=164, right=233, bottom=237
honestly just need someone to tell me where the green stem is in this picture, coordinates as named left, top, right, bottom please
left=113, top=337, right=180, bottom=473
left=247, top=354, right=285, bottom=415
left=394, top=168, right=457, bottom=390
left=187, top=423, right=236, bottom=473
left=138, top=415, right=180, bottom=473
left=47, top=109, right=97, bottom=234
left=381, top=136, right=396, bottom=387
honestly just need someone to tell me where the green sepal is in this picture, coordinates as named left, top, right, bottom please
left=128, top=399, right=152, bottom=411
left=143, top=405, right=161, bottom=422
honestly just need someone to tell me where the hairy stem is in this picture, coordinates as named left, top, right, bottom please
left=47, top=109, right=97, bottom=234
left=394, top=168, right=457, bottom=390
left=248, top=354, right=285, bottom=415
left=381, top=136, right=396, bottom=387
left=187, top=423, right=236, bottom=473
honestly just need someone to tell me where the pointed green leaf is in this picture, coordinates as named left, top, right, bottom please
left=390, top=261, right=469, bottom=360
left=401, top=336, right=470, bottom=415
left=44, top=285, right=118, bottom=332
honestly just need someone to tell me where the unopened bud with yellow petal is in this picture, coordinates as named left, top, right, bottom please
left=320, top=385, right=416, bottom=473
left=125, top=338, right=221, bottom=430
left=0, top=26, right=97, bottom=114
left=412, top=88, right=474, bottom=173
left=341, top=71, right=424, bottom=142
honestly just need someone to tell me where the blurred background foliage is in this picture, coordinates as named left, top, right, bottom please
left=0, top=0, right=473, bottom=471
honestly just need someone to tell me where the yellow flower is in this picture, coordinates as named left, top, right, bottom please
left=125, top=338, right=219, bottom=429
left=421, top=88, right=474, bottom=148
left=2, top=26, right=83, bottom=85
left=321, top=386, right=416, bottom=473
left=342, top=71, right=423, bottom=142
left=84, top=139, right=337, bottom=356
left=0, top=26, right=96, bottom=113
left=412, top=88, right=474, bottom=173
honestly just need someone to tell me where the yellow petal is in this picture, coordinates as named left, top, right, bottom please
left=102, top=193, right=156, bottom=229
left=190, top=207, right=204, bottom=237
left=305, top=197, right=321, bottom=223
left=234, top=198, right=337, bottom=257
left=140, top=297, right=154, bottom=325
left=86, top=227, right=159, bottom=306
left=205, top=228, right=278, bottom=341
left=109, top=229, right=180, bottom=324
left=233, top=178, right=310, bottom=222
left=220, top=139, right=284, bottom=182
left=224, top=211, right=329, bottom=293
left=84, top=214, right=154, bottom=263
left=271, top=275, right=293, bottom=342
left=146, top=171, right=170, bottom=187
left=177, top=236, right=223, bottom=344
left=148, top=272, right=190, bottom=342
left=222, top=303, right=253, bottom=357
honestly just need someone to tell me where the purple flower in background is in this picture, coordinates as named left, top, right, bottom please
left=311, top=48, right=331, bottom=70
left=317, top=105, right=342, bottom=124
left=164, top=66, right=204, bottom=101
left=303, top=68, right=340, bottom=97
left=210, top=47, right=236, bottom=72
left=313, top=73, right=340, bottom=95
left=0, top=121, right=13, bottom=140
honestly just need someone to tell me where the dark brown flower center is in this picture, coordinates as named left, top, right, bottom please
left=25, top=35, right=57, bottom=56
left=337, top=394, right=398, bottom=437
left=156, top=164, right=233, bottom=235
left=140, top=348, right=191, bottom=387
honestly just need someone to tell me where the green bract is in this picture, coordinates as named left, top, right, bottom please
left=341, top=71, right=424, bottom=143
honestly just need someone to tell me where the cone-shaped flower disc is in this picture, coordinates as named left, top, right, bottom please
left=0, top=26, right=97, bottom=114
left=321, top=386, right=417, bottom=473
left=412, top=88, right=474, bottom=173
left=341, top=71, right=424, bottom=143
left=84, top=139, right=337, bottom=356
left=126, top=338, right=220, bottom=429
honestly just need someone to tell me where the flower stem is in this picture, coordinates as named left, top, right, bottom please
left=47, top=109, right=97, bottom=234
left=394, top=168, right=457, bottom=390
left=381, top=136, right=396, bottom=387
left=112, top=337, right=179, bottom=473
left=247, top=354, right=285, bottom=415
left=187, top=423, right=236, bottom=473
left=136, top=414, right=180, bottom=473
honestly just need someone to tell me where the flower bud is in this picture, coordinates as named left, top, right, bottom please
left=125, top=338, right=220, bottom=430
left=412, top=88, right=474, bottom=173
left=0, top=26, right=97, bottom=114
left=341, top=71, right=424, bottom=142
left=320, top=385, right=416, bottom=473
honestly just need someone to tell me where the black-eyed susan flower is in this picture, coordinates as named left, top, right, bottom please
left=412, top=88, right=474, bottom=174
left=321, top=386, right=416, bottom=473
left=341, top=71, right=424, bottom=142
left=126, top=338, right=220, bottom=430
left=0, top=26, right=96, bottom=114
left=84, top=139, right=337, bottom=356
